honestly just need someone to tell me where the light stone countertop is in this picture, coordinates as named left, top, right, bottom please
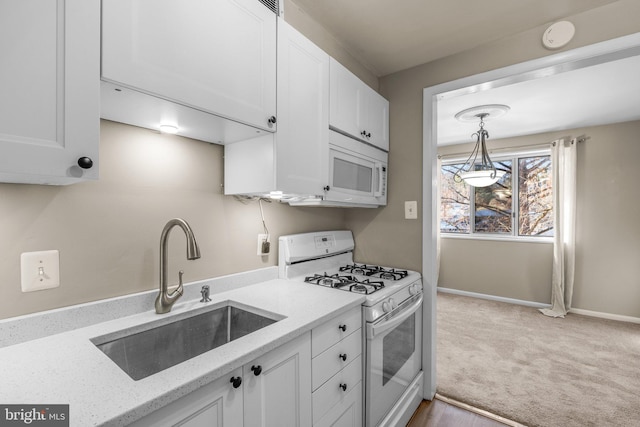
left=0, top=279, right=365, bottom=426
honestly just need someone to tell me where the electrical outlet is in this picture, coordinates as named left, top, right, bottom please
left=21, top=250, right=60, bottom=292
left=257, top=234, right=270, bottom=255
left=405, top=201, right=418, bottom=219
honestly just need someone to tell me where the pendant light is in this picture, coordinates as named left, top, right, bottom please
left=453, top=105, right=509, bottom=187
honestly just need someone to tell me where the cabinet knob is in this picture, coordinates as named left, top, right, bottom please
left=323, top=186, right=330, bottom=191
left=339, top=383, right=347, bottom=392
left=77, top=157, right=93, bottom=169
left=268, top=116, right=277, bottom=125
left=230, top=376, right=242, bottom=388
left=338, top=324, right=347, bottom=332
left=366, top=132, right=371, bottom=138
left=339, top=353, right=347, bottom=362
left=251, top=365, right=262, bottom=376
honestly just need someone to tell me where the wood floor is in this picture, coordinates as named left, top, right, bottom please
left=407, top=397, right=511, bottom=427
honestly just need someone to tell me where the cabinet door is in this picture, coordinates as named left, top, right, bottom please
left=102, top=0, right=277, bottom=132
left=244, top=332, right=312, bottom=427
left=329, top=58, right=389, bottom=151
left=276, top=20, right=329, bottom=195
left=0, top=0, right=99, bottom=184
left=129, top=368, right=244, bottom=427
left=329, top=58, right=365, bottom=141
left=365, top=91, right=390, bottom=151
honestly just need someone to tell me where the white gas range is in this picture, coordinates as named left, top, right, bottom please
left=279, top=230, right=424, bottom=427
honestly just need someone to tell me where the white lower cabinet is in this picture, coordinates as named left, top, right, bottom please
left=129, top=367, right=243, bottom=427
left=130, top=332, right=311, bottom=427
left=311, top=307, right=363, bottom=427
left=243, top=332, right=312, bottom=427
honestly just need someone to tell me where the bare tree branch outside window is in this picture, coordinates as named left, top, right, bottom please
left=440, top=155, right=553, bottom=237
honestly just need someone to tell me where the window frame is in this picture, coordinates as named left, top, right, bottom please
left=440, top=148, right=553, bottom=243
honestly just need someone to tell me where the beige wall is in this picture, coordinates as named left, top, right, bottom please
left=0, top=121, right=347, bottom=319
left=438, top=120, right=640, bottom=317
left=0, top=2, right=378, bottom=320
left=370, top=0, right=640, bottom=315
left=284, top=0, right=378, bottom=90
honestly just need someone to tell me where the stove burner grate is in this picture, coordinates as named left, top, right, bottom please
left=340, top=263, right=409, bottom=281
left=304, top=273, right=385, bottom=294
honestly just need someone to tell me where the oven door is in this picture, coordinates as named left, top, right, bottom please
left=366, top=294, right=422, bottom=427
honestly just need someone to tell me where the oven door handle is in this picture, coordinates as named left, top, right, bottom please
left=367, top=294, right=423, bottom=339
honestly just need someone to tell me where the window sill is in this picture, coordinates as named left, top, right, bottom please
left=441, top=233, right=553, bottom=244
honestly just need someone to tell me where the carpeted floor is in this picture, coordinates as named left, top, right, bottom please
left=436, top=292, right=640, bottom=427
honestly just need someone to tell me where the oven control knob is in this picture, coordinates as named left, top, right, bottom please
left=390, top=298, right=397, bottom=310
left=382, top=301, right=391, bottom=313
left=409, top=284, right=418, bottom=295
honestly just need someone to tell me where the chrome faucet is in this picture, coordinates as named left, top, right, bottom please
left=155, top=218, right=201, bottom=314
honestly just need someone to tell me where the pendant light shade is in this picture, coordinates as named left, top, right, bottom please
left=454, top=105, right=509, bottom=187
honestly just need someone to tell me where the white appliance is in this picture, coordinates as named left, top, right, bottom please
left=288, top=130, right=387, bottom=207
left=278, top=230, right=423, bottom=426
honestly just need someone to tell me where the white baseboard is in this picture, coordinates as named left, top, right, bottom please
left=438, top=287, right=640, bottom=324
left=437, top=287, right=550, bottom=309
left=569, top=308, right=640, bottom=324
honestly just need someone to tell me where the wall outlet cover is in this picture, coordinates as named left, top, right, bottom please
left=257, top=234, right=270, bottom=256
left=21, top=250, right=60, bottom=292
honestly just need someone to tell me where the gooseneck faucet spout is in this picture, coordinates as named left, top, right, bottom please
left=155, top=218, right=201, bottom=314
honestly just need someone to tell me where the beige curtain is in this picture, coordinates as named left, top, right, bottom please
left=540, top=138, right=577, bottom=318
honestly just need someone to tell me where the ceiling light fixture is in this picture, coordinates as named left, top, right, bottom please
left=453, top=104, right=509, bottom=187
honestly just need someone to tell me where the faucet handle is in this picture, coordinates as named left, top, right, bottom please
left=200, top=285, right=211, bottom=303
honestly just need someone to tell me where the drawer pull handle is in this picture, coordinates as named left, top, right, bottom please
left=230, top=376, right=242, bottom=388
left=251, top=365, right=262, bottom=376
left=339, top=383, right=347, bottom=392
left=338, top=324, right=347, bottom=332
left=339, top=353, right=347, bottom=362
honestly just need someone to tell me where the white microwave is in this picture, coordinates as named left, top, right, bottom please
left=325, top=130, right=388, bottom=206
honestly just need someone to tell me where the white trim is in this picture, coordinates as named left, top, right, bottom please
left=438, top=287, right=551, bottom=309
left=435, top=393, right=526, bottom=427
left=441, top=233, right=553, bottom=244
left=569, top=308, right=640, bottom=324
left=438, top=287, right=640, bottom=324
left=423, top=31, right=640, bottom=405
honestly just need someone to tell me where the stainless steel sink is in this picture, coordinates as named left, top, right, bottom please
left=92, top=302, right=282, bottom=380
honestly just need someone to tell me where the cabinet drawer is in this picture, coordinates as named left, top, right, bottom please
left=314, top=381, right=362, bottom=427
left=312, top=328, right=361, bottom=391
left=312, top=306, right=361, bottom=357
left=312, top=355, right=362, bottom=424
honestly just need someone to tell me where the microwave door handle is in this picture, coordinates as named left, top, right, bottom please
left=367, top=294, right=423, bottom=339
left=374, top=163, right=383, bottom=197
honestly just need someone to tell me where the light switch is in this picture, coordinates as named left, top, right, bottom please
left=21, top=250, right=60, bottom=292
left=404, top=201, right=418, bottom=219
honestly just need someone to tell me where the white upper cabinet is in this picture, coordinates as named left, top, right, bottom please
left=101, top=0, right=277, bottom=142
left=329, top=58, right=389, bottom=151
left=274, top=20, right=329, bottom=195
left=224, top=19, right=329, bottom=197
left=0, top=0, right=100, bottom=184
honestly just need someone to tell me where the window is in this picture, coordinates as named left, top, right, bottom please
left=440, top=152, right=553, bottom=238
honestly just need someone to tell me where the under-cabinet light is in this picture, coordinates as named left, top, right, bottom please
left=159, top=124, right=179, bottom=134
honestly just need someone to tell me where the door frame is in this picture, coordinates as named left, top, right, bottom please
left=421, top=31, right=640, bottom=399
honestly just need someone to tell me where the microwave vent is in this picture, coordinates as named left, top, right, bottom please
left=259, top=0, right=278, bottom=14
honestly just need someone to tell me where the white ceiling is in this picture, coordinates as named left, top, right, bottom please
left=291, top=0, right=640, bottom=146
left=437, top=54, right=640, bottom=145
left=291, top=0, right=619, bottom=76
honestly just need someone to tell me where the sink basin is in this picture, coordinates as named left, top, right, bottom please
left=92, top=302, right=282, bottom=380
